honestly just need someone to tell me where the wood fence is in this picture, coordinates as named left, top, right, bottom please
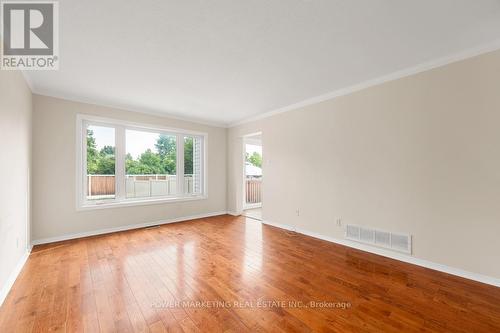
left=245, top=178, right=262, bottom=204
left=87, top=175, right=115, bottom=196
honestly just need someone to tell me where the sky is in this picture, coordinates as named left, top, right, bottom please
left=246, top=143, right=262, bottom=156
left=89, top=125, right=170, bottom=159
left=126, top=129, right=163, bottom=159
left=90, top=125, right=262, bottom=159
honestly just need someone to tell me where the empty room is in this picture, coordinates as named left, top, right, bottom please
left=2, top=1, right=500, bottom=332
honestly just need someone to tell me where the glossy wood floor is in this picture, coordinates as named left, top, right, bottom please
left=1, top=215, right=500, bottom=332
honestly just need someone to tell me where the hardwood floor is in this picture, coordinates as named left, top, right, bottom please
left=1, top=215, right=499, bottom=332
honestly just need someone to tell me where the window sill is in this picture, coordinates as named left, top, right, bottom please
left=77, top=195, right=207, bottom=211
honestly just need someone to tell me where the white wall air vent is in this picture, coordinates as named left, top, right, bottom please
left=345, top=224, right=412, bottom=254
left=346, top=224, right=360, bottom=239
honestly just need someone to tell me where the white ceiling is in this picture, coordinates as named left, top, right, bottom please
left=25, top=0, right=500, bottom=126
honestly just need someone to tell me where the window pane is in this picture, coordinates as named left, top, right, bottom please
left=125, top=130, right=177, bottom=198
left=86, top=125, right=115, bottom=200
left=184, top=136, right=202, bottom=195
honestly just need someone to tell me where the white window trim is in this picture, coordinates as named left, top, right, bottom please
left=76, top=114, right=208, bottom=211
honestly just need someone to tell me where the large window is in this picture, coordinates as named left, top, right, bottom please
left=77, top=115, right=206, bottom=209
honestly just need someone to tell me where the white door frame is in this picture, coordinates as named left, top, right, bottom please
left=242, top=132, right=262, bottom=212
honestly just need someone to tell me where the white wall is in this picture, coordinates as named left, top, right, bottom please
left=3, top=43, right=500, bottom=294
left=0, top=70, right=32, bottom=303
left=32, top=95, right=227, bottom=242
left=228, top=49, right=500, bottom=280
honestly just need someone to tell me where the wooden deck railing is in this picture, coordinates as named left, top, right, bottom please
left=87, top=174, right=194, bottom=198
left=246, top=178, right=262, bottom=204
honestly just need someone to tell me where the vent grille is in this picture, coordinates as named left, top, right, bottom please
left=391, top=233, right=410, bottom=252
left=345, top=224, right=411, bottom=254
left=346, top=225, right=360, bottom=239
left=375, top=230, right=390, bottom=247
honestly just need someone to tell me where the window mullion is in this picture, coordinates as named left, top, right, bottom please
left=115, top=125, right=126, bottom=200
left=81, top=120, right=88, bottom=206
left=177, top=133, right=184, bottom=195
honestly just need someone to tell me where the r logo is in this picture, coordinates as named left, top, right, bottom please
left=2, top=2, right=54, bottom=55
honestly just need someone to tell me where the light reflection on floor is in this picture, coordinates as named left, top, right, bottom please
left=244, top=207, right=262, bottom=220
left=243, top=216, right=263, bottom=277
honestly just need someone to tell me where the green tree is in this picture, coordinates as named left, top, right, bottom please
left=86, top=130, right=116, bottom=175
left=100, top=145, right=115, bottom=155
left=95, top=145, right=115, bottom=174
left=155, top=134, right=176, bottom=174
left=184, top=137, right=193, bottom=174
left=95, top=154, right=115, bottom=174
left=125, top=153, right=140, bottom=174
left=88, top=133, right=189, bottom=176
left=86, top=129, right=98, bottom=174
left=138, top=149, right=165, bottom=175
left=247, top=152, right=262, bottom=168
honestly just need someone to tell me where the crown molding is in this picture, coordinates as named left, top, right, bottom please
left=17, top=38, right=500, bottom=129
left=229, top=39, right=500, bottom=128
left=20, top=70, right=35, bottom=92
left=30, top=88, right=228, bottom=128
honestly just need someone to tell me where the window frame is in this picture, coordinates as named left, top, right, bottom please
left=76, top=114, right=207, bottom=210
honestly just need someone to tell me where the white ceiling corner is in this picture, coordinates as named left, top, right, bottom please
left=24, top=0, right=500, bottom=127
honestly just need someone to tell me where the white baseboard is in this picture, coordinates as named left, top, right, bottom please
left=0, top=246, right=32, bottom=307
left=227, top=211, right=241, bottom=216
left=262, top=220, right=500, bottom=288
left=32, top=211, right=228, bottom=246
left=262, top=220, right=295, bottom=232
left=27, top=214, right=500, bottom=291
